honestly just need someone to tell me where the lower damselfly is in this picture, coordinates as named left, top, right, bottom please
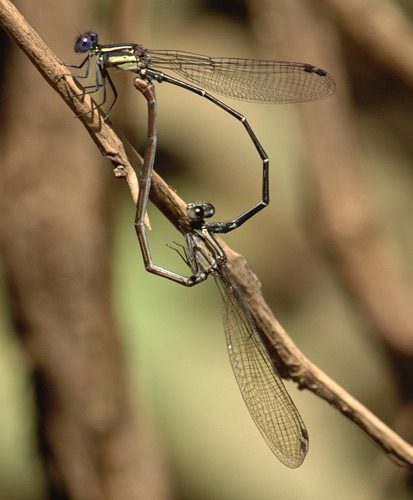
left=133, top=79, right=309, bottom=464
left=153, top=200, right=309, bottom=467
left=66, top=32, right=335, bottom=237
left=132, top=80, right=309, bottom=463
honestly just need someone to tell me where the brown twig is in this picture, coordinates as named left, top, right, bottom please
left=1, top=0, right=412, bottom=469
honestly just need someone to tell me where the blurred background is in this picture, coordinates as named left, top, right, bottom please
left=1, top=0, right=413, bottom=498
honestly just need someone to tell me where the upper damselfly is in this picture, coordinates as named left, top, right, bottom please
left=68, top=31, right=335, bottom=117
left=66, top=31, right=335, bottom=275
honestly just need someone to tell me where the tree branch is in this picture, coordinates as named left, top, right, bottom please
left=1, top=0, right=412, bottom=469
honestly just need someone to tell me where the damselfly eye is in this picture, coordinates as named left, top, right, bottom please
left=187, top=203, right=215, bottom=221
left=187, top=204, right=203, bottom=221
left=74, top=31, right=98, bottom=53
left=202, top=203, right=215, bottom=218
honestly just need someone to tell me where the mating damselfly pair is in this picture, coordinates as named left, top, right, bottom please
left=66, top=31, right=335, bottom=467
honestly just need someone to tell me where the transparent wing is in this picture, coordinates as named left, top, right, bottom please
left=213, top=272, right=308, bottom=468
left=147, top=49, right=335, bottom=104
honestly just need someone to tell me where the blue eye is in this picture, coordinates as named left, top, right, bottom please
left=74, top=31, right=98, bottom=53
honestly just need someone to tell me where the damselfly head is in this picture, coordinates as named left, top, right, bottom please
left=74, top=31, right=99, bottom=53
left=187, top=203, right=215, bottom=222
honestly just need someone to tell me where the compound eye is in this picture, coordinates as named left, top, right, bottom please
left=74, top=31, right=98, bottom=52
left=187, top=204, right=204, bottom=221
left=202, top=203, right=215, bottom=219
left=187, top=203, right=215, bottom=221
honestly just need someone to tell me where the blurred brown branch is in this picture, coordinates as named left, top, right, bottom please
left=1, top=0, right=413, bottom=480
left=253, top=0, right=413, bottom=374
left=315, top=0, right=413, bottom=87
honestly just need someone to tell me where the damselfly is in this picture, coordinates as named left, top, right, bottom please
left=68, top=31, right=335, bottom=116
left=133, top=80, right=309, bottom=464
left=67, top=32, right=335, bottom=237
left=132, top=81, right=309, bottom=462
left=154, top=200, right=309, bottom=467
